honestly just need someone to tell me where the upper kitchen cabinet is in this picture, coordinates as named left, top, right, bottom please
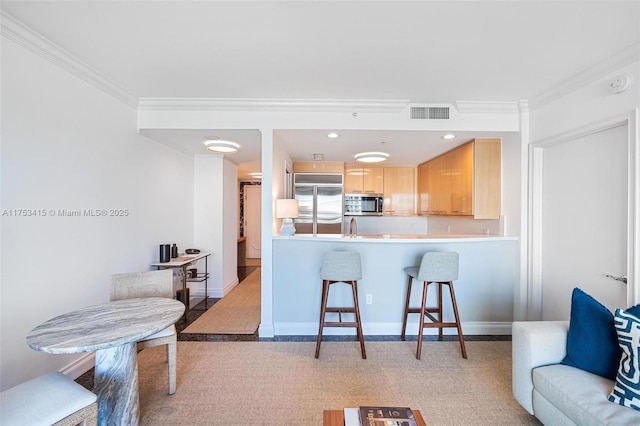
left=472, top=138, right=501, bottom=219
left=345, top=165, right=384, bottom=194
left=383, top=167, right=416, bottom=215
left=417, top=162, right=430, bottom=215
left=293, top=161, right=344, bottom=174
left=418, top=138, right=500, bottom=219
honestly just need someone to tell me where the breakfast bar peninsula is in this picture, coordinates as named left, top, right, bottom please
left=272, top=234, right=518, bottom=336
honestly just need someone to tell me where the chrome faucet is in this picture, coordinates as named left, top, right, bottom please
left=349, top=217, right=357, bottom=236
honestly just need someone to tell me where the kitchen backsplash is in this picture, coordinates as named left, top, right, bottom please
left=427, top=215, right=504, bottom=236
left=343, top=215, right=504, bottom=236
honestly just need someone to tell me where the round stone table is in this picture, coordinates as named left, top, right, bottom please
left=26, top=297, right=185, bottom=426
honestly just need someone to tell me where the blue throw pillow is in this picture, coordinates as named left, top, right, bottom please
left=561, top=288, right=621, bottom=380
left=609, top=308, right=640, bottom=410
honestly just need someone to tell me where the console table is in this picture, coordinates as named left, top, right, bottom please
left=151, top=252, right=211, bottom=311
left=323, top=409, right=427, bottom=426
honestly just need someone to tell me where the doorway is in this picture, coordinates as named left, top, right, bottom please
left=529, top=114, right=637, bottom=320
left=244, top=185, right=262, bottom=260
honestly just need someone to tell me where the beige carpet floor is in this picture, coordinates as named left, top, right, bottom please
left=137, top=340, right=540, bottom=425
left=182, top=268, right=261, bottom=334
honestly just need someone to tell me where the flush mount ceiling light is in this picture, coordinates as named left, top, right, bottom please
left=441, top=134, right=456, bottom=140
left=204, top=139, right=240, bottom=154
left=327, top=132, right=340, bottom=139
left=354, top=152, right=389, bottom=163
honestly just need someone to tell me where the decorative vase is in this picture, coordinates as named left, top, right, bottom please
left=160, top=244, right=171, bottom=263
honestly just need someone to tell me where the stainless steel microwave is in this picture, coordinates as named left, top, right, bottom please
left=344, top=193, right=384, bottom=216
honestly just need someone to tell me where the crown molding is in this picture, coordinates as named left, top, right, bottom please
left=138, top=97, right=409, bottom=113
left=455, top=101, right=520, bottom=115
left=529, top=42, right=640, bottom=110
left=1, top=11, right=138, bottom=108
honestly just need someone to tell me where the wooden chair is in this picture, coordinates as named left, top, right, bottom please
left=401, top=251, right=467, bottom=360
left=111, top=269, right=178, bottom=394
left=0, top=372, right=97, bottom=425
left=315, top=251, right=366, bottom=359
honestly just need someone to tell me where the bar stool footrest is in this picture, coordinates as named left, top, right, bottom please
left=421, top=322, right=460, bottom=328
left=324, top=307, right=356, bottom=313
left=323, top=321, right=358, bottom=328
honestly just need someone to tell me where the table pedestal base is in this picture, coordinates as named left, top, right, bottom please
left=94, top=342, right=139, bottom=426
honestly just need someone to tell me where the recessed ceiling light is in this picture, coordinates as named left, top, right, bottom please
left=442, top=134, right=456, bottom=140
left=327, top=132, right=339, bottom=139
left=204, top=140, right=240, bottom=154
left=354, top=152, right=389, bottom=163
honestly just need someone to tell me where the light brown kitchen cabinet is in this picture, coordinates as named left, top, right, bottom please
left=449, top=142, right=474, bottom=215
left=417, top=162, right=429, bottom=214
left=472, top=138, right=501, bottom=219
left=383, top=167, right=416, bottom=215
left=418, top=138, right=500, bottom=219
left=344, top=165, right=383, bottom=194
left=293, top=161, right=344, bottom=174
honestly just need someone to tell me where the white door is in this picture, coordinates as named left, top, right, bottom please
left=540, top=123, right=628, bottom=319
left=244, top=186, right=262, bottom=259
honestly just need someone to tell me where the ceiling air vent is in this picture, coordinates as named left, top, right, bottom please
left=410, top=106, right=450, bottom=120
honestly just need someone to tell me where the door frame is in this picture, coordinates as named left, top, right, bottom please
left=527, top=108, right=639, bottom=320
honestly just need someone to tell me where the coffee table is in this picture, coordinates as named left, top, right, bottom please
left=323, top=409, right=427, bottom=426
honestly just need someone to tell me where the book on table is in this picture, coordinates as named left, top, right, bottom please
left=343, top=406, right=417, bottom=426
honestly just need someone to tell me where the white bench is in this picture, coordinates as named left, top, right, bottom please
left=0, top=372, right=97, bottom=426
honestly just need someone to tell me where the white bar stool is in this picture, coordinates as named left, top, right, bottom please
left=400, top=251, right=467, bottom=360
left=315, top=251, right=366, bottom=359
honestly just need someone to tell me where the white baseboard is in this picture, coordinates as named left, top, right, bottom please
left=274, top=321, right=513, bottom=336
left=259, top=323, right=275, bottom=338
left=221, top=277, right=239, bottom=297
left=189, top=277, right=239, bottom=299
left=59, top=352, right=95, bottom=380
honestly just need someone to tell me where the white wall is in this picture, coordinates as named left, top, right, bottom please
left=1, top=39, right=194, bottom=389
left=193, top=156, right=239, bottom=297
left=272, top=133, right=294, bottom=233
left=531, top=62, right=639, bottom=142
left=223, top=159, right=239, bottom=289
left=501, top=133, right=522, bottom=237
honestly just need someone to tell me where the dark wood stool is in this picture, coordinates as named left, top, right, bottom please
left=401, top=251, right=467, bottom=360
left=315, top=251, right=366, bottom=359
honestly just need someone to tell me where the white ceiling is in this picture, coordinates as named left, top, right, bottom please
left=3, top=1, right=639, bottom=178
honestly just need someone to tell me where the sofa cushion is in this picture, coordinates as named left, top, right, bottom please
left=533, top=364, right=640, bottom=425
left=609, top=308, right=640, bottom=410
left=561, top=288, right=620, bottom=380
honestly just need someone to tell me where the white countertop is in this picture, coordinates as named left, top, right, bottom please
left=274, top=233, right=517, bottom=243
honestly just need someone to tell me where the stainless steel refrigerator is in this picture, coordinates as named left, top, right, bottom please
left=293, top=173, right=343, bottom=235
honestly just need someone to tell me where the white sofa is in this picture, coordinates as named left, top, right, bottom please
left=512, top=321, right=640, bottom=425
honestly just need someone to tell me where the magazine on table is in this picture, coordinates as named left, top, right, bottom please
left=343, top=406, right=417, bottom=426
